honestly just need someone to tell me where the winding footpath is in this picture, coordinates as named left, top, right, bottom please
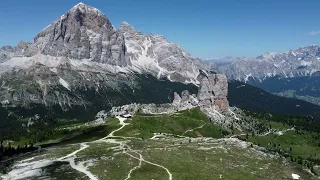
left=124, top=153, right=142, bottom=180
left=181, top=123, right=206, bottom=136
left=125, top=152, right=173, bottom=180
left=2, top=116, right=175, bottom=180
left=57, top=143, right=98, bottom=180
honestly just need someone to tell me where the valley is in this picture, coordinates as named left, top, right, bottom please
left=1, top=108, right=318, bottom=180
left=0, top=2, right=319, bottom=180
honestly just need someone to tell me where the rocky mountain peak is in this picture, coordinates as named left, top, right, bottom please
left=0, top=3, right=210, bottom=94
left=218, top=44, right=320, bottom=82
left=36, top=2, right=110, bottom=40
left=118, top=22, right=142, bottom=37
left=119, top=21, right=133, bottom=29
left=72, top=2, right=87, bottom=9
left=33, top=3, right=129, bottom=66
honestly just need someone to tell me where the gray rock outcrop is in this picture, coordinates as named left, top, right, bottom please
left=118, top=21, right=208, bottom=82
left=173, top=74, right=229, bottom=112
left=0, top=3, right=214, bottom=110
left=172, top=92, right=182, bottom=105
left=34, top=3, right=130, bottom=66
left=198, top=74, right=229, bottom=112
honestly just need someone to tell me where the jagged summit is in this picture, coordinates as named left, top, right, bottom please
left=33, top=2, right=129, bottom=66
left=70, top=2, right=103, bottom=15
left=0, top=2, right=210, bottom=105
left=119, top=21, right=134, bottom=29
left=118, top=21, right=142, bottom=36
left=218, top=44, right=320, bottom=81
left=74, top=2, right=85, bottom=6
left=121, top=21, right=130, bottom=25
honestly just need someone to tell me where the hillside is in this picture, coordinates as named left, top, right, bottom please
left=1, top=108, right=317, bottom=180
left=228, top=80, right=320, bottom=119
left=246, top=75, right=320, bottom=106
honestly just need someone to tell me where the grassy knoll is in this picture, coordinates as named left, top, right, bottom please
left=2, top=108, right=318, bottom=179
left=247, top=130, right=320, bottom=165
left=6, top=138, right=314, bottom=180
left=34, top=118, right=120, bottom=148
left=237, top=115, right=320, bottom=172
left=115, top=108, right=225, bottom=138
left=125, top=139, right=315, bottom=180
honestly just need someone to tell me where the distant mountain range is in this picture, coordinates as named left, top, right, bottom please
left=204, top=56, right=248, bottom=66
left=213, top=45, right=320, bottom=81
left=0, top=2, right=319, bottom=118
left=204, top=45, right=320, bottom=106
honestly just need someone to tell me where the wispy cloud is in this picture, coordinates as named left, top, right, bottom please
left=308, top=30, right=320, bottom=36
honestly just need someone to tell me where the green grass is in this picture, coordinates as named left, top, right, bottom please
left=267, top=121, right=291, bottom=130
left=3, top=108, right=319, bottom=179
left=248, top=130, right=320, bottom=160
left=76, top=142, right=140, bottom=180
left=238, top=117, right=320, bottom=168
left=2, top=113, right=317, bottom=180
left=38, top=118, right=120, bottom=148
left=115, top=108, right=224, bottom=138
left=128, top=162, right=168, bottom=180
left=126, top=139, right=315, bottom=180
left=8, top=138, right=315, bottom=180
left=40, top=161, right=87, bottom=180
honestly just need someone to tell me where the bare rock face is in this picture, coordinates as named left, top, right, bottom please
left=118, top=21, right=208, bottom=83
left=172, top=74, right=228, bottom=112
left=198, top=74, right=229, bottom=112
left=0, top=3, right=217, bottom=111
left=34, top=3, right=130, bottom=66
left=218, top=45, right=320, bottom=81
left=172, top=92, right=182, bottom=105
left=181, top=90, right=190, bottom=101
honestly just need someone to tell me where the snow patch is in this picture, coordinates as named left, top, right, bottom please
left=236, top=85, right=245, bottom=88
left=50, top=67, right=58, bottom=73
left=1, top=99, right=9, bottom=105
left=59, top=77, right=71, bottom=91
left=1, top=159, right=54, bottom=180
left=300, top=60, right=312, bottom=66
left=291, top=173, right=300, bottom=179
left=244, top=73, right=252, bottom=83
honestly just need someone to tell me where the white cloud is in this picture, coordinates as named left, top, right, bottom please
left=308, top=30, right=320, bottom=36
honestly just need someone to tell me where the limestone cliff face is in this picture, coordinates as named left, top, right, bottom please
left=172, top=74, right=229, bottom=112
left=34, top=3, right=130, bottom=66
left=198, top=74, right=229, bottom=112
left=0, top=2, right=213, bottom=111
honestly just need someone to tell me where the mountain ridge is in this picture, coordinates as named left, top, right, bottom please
left=0, top=2, right=207, bottom=84
left=1, top=2, right=320, bottom=120
left=216, top=45, right=320, bottom=81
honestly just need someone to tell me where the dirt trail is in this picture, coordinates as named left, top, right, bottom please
left=181, top=123, right=206, bottom=136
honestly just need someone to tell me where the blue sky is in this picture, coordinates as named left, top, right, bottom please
left=0, top=0, right=320, bottom=58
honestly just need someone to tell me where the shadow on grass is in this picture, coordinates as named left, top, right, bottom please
left=41, top=124, right=119, bottom=148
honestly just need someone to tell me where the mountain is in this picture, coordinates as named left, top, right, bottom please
left=228, top=80, right=320, bottom=119
left=0, top=3, right=207, bottom=82
left=205, top=56, right=248, bottom=66
left=0, top=46, right=15, bottom=63
left=0, top=3, right=207, bottom=112
left=247, top=75, right=320, bottom=106
left=1, top=3, right=320, bottom=120
left=118, top=21, right=207, bottom=83
left=216, top=45, right=320, bottom=106
left=218, top=45, right=320, bottom=82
